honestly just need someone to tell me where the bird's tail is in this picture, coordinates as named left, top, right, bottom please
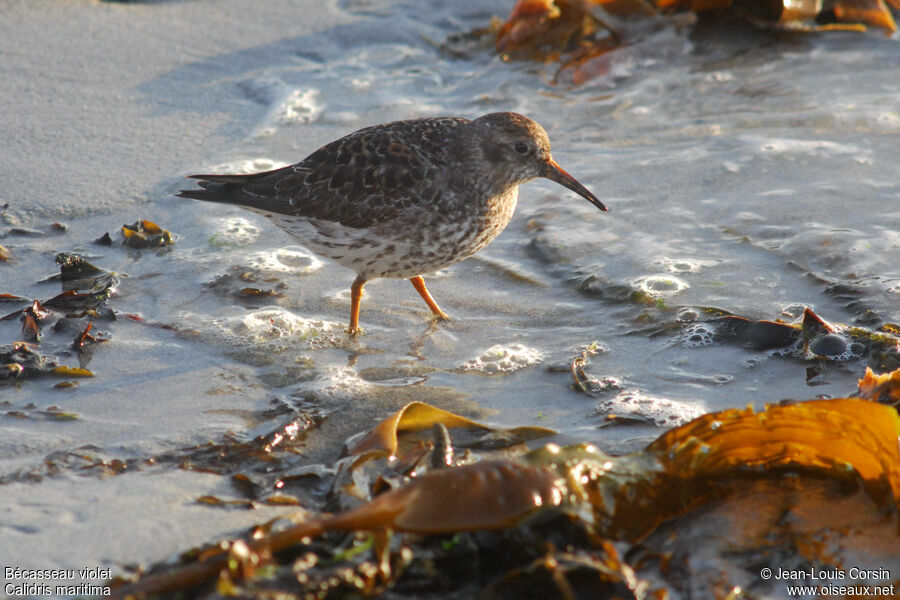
left=176, top=173, right=256, bottom=204
left=176, top=163, right=299, bottom=216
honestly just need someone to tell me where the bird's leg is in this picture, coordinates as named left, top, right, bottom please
left=409, top=276, right=450, bottom=321
left=348, top=275, right=366, bottom=335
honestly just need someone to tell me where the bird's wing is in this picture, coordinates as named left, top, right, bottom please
left=179, top=117, right=469, bottom=230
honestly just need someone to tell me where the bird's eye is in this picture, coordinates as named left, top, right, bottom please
left=514, top=142, right=529, bottom=155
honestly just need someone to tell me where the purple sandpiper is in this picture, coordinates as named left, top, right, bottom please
left=179, top=112, right=606, bottom=334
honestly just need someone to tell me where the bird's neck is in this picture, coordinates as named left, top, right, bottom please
left=461, top=143, right=531, bottom=200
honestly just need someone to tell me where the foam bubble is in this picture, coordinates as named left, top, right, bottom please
left=681, top=323, right=715, bottom=347
left=805, top=331, right=864, bottom=362
left=767, top=342, right=804, bottom=360
left=594, top=390, right=704, bottom=427
left=633, top=274, right=689, bottom=296
left=274, top=88, right=323, bottom=125
left=203, top=158, right=290, bottom=175
left=304, top=366, right=370, bottom=402
left=657, top=257, right=717, bottom=274
left=209, top=217, right=260, bottom=248
left=240, top=75, right=322, bottom=131
left=193, top=307, right=342, bottom=355
left=225, top=308, right=338, bottom=341
left=244, top=246, right=323, bottom=275
left=751, top=135, right=867, bottom=160
left=459, top=344, right=545, bottom=375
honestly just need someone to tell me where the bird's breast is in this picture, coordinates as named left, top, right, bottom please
left=479, top=186, right=519, bottom=233
left=457, top=186, right=519, bottom=254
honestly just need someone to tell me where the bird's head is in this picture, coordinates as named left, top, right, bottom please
left=471, top=112, right=607, bottom=212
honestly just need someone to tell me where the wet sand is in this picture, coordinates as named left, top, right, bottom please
left=0, top=0, right=358, bottom=573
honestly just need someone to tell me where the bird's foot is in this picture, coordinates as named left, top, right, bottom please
left=346, top=325, right=363, bottom=336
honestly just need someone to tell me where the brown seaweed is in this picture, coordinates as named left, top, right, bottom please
left=55, top=252, right=120, bottom=293
left=494, top=0, right=898, bottom=84
left=0, top=342, right=56, bottom=379
left=345, top=401, right=556, bottom=460
left=701, top=307, right=900, bottom=371
left=121, top=219, right=174, bottom=248
left=108, top=397, right=900, bottom=599
left=0, top=255, right=116, bottom=382
left=857, top=366, right=900, bottom=404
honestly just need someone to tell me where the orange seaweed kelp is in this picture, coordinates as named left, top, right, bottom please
left=495, top=0, right=899, bottom=84
left=858, top=366, right=900, bottom=403
left=110, top=397, right=900, bottom=599
left=659, top=0, right=898, bottom=29
left=496, top=0, right=623, bottom=57
left=121, top=219, right=174, bottom=248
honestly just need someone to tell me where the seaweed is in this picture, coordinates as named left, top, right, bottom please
left=107, top=395, right=900, bottom=599
left=1, top=254, right=116, bottom=384
left=493, top=0, right=898, bottom=84
left=121, top=219, right=174, bottom=248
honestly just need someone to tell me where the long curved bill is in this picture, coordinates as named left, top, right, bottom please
left=543, top=158, right=607, bottom=212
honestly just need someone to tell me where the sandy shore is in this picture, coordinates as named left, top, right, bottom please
left=0, top=0, right=357, bottom=574
left=1, top=0, right=352, bottom=221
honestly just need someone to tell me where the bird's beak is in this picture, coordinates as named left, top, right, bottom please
left=543, top=158, right=607, bottom=212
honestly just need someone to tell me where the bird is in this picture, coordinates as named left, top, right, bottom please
left=178, top=112, right=606, bottom=334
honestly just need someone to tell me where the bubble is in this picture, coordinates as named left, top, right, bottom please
left=304, top=366, right=370, bottom=402
left=209, top=217, right=260, bottom=248
left=766, top=338, right=805, bottom=360
left=190, top=307, right=343, bottom=358
left=275, top=89, right=323, bottom=124
left=806, top=332, right=865, bottom=362
left=681, top=323, right=714, bottom=347
left=633, top=274, right=689, bottom=296
left=808, top=334, right=849, bottom=358
left=244, top=246, right=323, bottom=275
left=847, top=342, right=865, bottom=358
left=580, top=376, right=623, bottom=394
left=204, top=158, right=289, bottom=175
left=226, top=307, right=338, bottom=342
left=593, top=390, right=704, bottom=427
left=884, top=280, right=900, bottom=296
left=658, top=258, right=701, bottom=273
left=459, top=344, right=545, bottom=375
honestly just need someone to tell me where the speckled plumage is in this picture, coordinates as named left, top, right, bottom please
left=179, top=112, right=606, bottom=333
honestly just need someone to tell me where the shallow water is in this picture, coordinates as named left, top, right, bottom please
left=1, top=0, right=899, bottom=583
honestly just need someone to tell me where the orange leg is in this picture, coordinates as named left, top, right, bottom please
left=348, top=275, right=366, bottom=335
left=409, top=276, right=450, bottom=321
